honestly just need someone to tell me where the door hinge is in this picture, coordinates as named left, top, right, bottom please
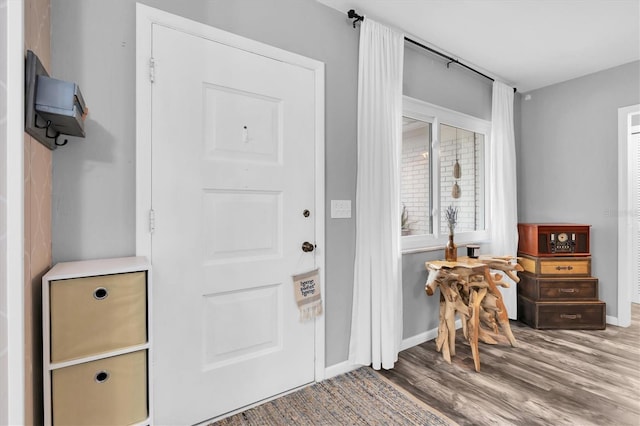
left=149, top=209, right=155, bottom=234
left=149, top=57, right=156, bottom=83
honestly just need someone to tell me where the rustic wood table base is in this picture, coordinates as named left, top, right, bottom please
left=425, top=256, right=523, bottom=372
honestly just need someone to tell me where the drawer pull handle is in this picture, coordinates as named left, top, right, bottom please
left=558, top=288, right=578, bottom=293
left=93, top=287, right=109, bottom=300
left=95, top=370, right=110, bottom=383
left=560, top=314, right=582, bottom=320
left=555, top=266, right=573, bottom=271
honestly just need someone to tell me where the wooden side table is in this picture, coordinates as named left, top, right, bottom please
left=425, top=256, right=522, bottom=372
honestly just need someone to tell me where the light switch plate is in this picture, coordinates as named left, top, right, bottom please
left=331, top=200, right=352, bottom=219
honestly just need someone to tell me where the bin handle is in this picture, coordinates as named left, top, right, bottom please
left=95, top=370, right=110, bottom=384
left=93, top=287, right=108, bottom=300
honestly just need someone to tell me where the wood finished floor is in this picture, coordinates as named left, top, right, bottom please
left=380, top=304, right=640, bottom=426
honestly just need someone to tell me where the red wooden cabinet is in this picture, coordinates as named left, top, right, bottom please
left=517, top=223, right=590, bottom=257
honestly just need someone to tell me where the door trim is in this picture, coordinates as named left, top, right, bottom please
left=135, top=2, right=326, bottom=389
left=5, top=1, right=25, bottom=424
left=617, top=104, right=640, bottom=327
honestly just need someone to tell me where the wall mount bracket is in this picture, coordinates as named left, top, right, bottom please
left=25, top=50, right=86, bottom=150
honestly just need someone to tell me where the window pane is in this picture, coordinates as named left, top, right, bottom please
left=401, top=117, right=431, bottom=236
left=439, top=124, right=484, bottom=234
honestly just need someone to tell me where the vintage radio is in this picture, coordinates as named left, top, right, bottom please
left=518, top=223, right=590, bottom=257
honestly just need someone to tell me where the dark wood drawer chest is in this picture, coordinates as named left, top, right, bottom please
left=517, top=223, right=605, bottom=330
left=517, top=298, right=606, bottom=329
left=518, top=271, right=598, bottom=301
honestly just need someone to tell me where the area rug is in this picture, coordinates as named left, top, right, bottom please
left=210, top=367, right=457, bottom=425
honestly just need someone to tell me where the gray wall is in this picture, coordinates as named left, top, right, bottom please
left=518, top=60, right=640, bottom=318
left=50, top=0, right=500, bottom=366
left=404, top=44, right=493, bottom=121
left=402, top=45, right=494, bottom=338
left=54, top=0, right=634, bottom=369
left=51, top=0, right=358, bottom=367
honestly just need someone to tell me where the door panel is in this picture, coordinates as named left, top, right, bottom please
left=202, top=283, right=282, bottom=368
left=203, top=85, right=281, bottom=163
left=151, top=24, right=316, bottom=425
left=203, top=190, right=281, bottom=261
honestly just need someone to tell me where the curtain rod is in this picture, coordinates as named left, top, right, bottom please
left=347, top=9, right=517, bottom=93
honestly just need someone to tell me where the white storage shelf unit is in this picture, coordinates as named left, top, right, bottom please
left=42, top=256, right=152, bottom=426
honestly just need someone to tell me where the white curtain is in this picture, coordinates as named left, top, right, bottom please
left=489, top=81, right=518, bottom=319
left=348, top=18, right=404, bottom=370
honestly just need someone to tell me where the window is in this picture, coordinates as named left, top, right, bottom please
left=401, top=96, right=490, bottom=252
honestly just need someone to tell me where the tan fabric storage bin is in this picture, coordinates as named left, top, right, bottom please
left=51, top=350, right=148, bottom=425
left=50, top=271, right=147, bottom=363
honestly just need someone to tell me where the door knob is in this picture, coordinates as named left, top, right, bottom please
left=302, top=242, right=315, bottom=252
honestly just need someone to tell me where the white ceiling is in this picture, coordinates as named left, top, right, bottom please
left=315, top=0, right=640, bottom=92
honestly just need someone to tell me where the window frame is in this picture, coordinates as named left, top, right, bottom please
left=402, top=96, right=491, bottom=253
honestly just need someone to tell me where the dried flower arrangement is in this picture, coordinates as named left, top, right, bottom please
left=445, top=205, right=458, bottom=236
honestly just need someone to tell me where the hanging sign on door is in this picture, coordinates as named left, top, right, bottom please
left=292, top=269, right=322, bottom=321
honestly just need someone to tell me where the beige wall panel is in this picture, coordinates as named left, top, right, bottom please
left=24, top=0, right=51, bottom=423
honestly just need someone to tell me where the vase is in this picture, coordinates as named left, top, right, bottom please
left=445, top=234, right=457, bottom=261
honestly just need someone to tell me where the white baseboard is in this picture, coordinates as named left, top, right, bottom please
left=606, top=315, right=619, bottom=326
left=400, top=329, right=437, bottom=351
left=324, top=319, right=464, bottom=381
left=323, top=360, right=362, bottom=380
left=400, top=319, right=461, bottom=351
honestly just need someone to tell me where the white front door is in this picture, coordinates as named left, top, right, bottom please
left=630, top=110, right=640, bottom=304
left=141, top=19, right=323, bottom=425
